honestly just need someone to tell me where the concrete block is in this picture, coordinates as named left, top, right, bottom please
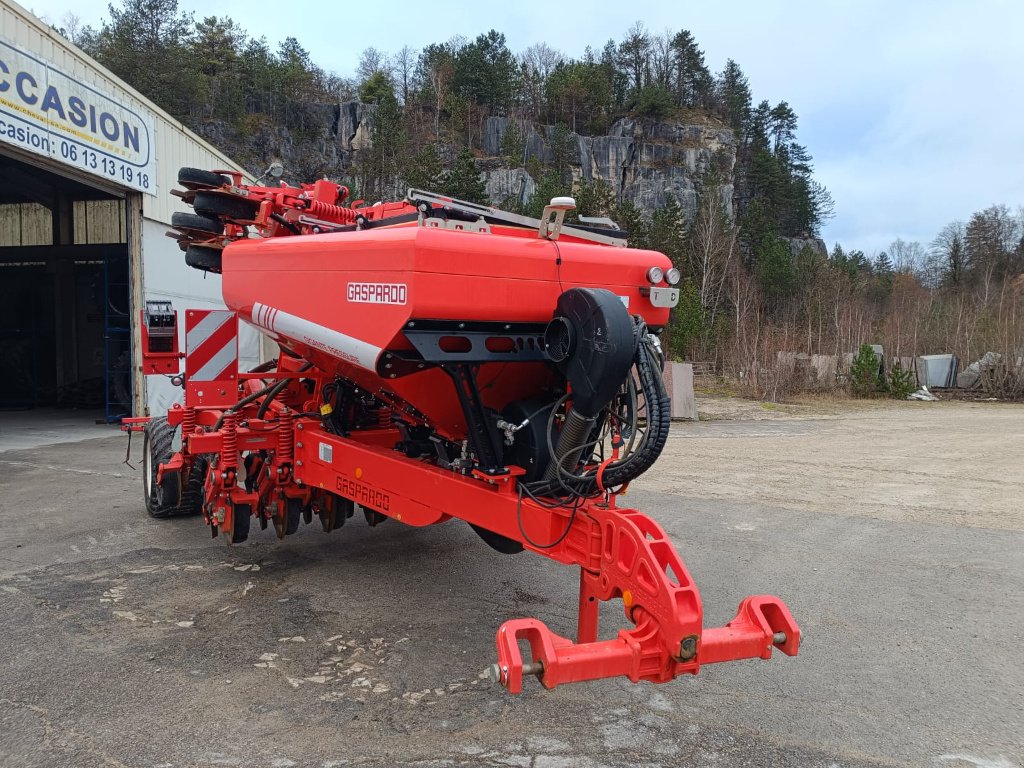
left=665, top=362, right=698, bottom=421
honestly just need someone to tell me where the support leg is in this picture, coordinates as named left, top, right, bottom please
left=577, top=569, right=600, bottom=644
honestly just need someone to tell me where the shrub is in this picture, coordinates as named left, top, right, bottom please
left=850, top=344, right=883, bottom=397
left=886, top=360, right=917, bottom=399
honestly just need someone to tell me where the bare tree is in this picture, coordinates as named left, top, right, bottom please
left=357, top=47, right=389, bottom=85
left=649, top=30, right=673, bottom=89
left=392, top=45, right=416, bottom=105
left=519, top=43, right=563, bottom=119
left=688, top=186, right=737, bottom=336
left=887, top=237, right=925, bottom=275
left=927, top=221, right=967, bottom=287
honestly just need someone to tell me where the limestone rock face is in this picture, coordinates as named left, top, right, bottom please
left=199, top=102, right=738, bottom=228
left=482, top=115, right=736, bottom=223
left=482, top=168, right=537, bottom=208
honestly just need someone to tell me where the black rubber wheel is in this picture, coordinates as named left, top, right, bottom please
left=185, top=245, right=222, bottom=273
left=143, top=417, right=194, bottom=518
left=285, top=498, right=302, bottom=535
left=227, top=502, right=251, bottom=545
left=193, top=191, right=259, bottom=221
left=179, top=456, right=209, bottom=517
left=171, top=211, right=224, bottom=237
left=178, top=167, right=229, bottom=190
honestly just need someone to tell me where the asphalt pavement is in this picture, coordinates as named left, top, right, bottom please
left=0, top=409, right=1021, bottom=768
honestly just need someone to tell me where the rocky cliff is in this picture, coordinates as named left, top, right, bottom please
left=480, top=116, right=736, bottom=221
left=197, top=103, right=739, bottom=227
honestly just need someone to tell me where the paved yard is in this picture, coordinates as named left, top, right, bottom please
left=0, top=401, right=1021, bottom=767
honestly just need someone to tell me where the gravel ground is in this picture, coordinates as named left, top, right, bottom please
left=0, top=400, right=1021, bottom=768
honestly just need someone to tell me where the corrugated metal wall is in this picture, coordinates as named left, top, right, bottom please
left=0, top=200, right=126, bottom=245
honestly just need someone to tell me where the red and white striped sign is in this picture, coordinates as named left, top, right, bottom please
left=185, top=310, right=238, bottom=382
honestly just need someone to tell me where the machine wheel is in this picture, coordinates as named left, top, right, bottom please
left=179, top=456, right=209, bottom=517
left=143, top=418, right=183, bottom=518
left=185, top=245, right=222, bottom=273
left=178, top=167, right=229, bottom=190
left=171, top=211, right=224, bottom=237
left=226, top=502, right=251, bottom=545
left=193, top=191, right=259, bottom=221
left=285, top=498, right=303, bottom=535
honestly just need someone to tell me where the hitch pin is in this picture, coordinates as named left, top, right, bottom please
left=485, top=660, right=544, bottom=684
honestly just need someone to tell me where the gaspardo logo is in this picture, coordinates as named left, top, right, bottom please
left=346, top=283, right=408, bottom=305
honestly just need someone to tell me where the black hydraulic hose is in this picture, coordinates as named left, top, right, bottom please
left=249, top=358, right=279, bottom=373
left=212, top=381, right=278, bottom=431
left=211, top=361, right=313, bottom=430
left=593, top=338, right=671, bottom=490
left=255, top=361, right=313, bottom=419
left=526, top=333, right=670, bottom=497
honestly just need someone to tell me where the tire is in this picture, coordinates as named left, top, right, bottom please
left=171, top=211, right=223, bottom=237
left=285, top=498, right=302, bottom=535
left=193, top=191, right=259, bottom=221
left=227, top=502, right=251, bottom=545
left=143, top=417, right=199, bottom=519
left=178, top=167, right=229, bottom=190
left=179, top=456, right=209, bottom=517
left=185, top=245, right=222, bottom=273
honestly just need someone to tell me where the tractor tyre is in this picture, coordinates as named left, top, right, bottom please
left=171, top=212, right=223, bottom=237
left=178, top=167, right=229, bottom=190
left=185, top=245, right=222, bottom=273
left=193, top=191, right=259, bottom=221
left=179, top=456, right=209, bottom=517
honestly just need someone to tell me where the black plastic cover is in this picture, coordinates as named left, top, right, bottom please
left=546, top=288, right=635, bottom=419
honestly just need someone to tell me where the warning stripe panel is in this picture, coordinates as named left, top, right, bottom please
left=185, top=310, right=238, bottom=382
left=187, top=317, right=236, bottom=374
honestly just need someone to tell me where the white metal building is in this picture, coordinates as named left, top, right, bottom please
left=0, top=0, right=258, bottom=422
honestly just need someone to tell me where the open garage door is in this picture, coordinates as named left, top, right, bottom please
left=0, top=152, right=133, bottom=422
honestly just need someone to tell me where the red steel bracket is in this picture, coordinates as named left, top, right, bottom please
left=490, top=503, right=801, bottom=692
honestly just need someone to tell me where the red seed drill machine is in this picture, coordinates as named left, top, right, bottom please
left=124, top=167, right=800, bottom=692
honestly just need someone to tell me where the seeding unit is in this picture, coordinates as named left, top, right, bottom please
left=124, top=168, right=800, bottom=692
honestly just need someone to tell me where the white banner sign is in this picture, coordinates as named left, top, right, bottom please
left=0, top=39, right=156, bottom=195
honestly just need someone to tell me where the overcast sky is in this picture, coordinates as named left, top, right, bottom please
left=22, top=0, right=1024, bottom=256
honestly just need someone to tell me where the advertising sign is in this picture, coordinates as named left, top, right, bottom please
left=0, top=38, right=157, bottom=195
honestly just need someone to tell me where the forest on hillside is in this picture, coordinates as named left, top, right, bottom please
left=57, top=1, right=1024, bottom=397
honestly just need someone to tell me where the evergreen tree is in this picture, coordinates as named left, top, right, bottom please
left=442, top=149, right=488, bottom=204
left=404, top=145, right=444, bottom=192
left=715, top=59, right=751, bottom=131
left=89, top=0, right=197, bottom=116
left=499, top=121, right=526, bottom=165
left=669, top=30, right=712, bottom=108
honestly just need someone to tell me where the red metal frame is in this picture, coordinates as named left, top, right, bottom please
left=124, top=171, right=802, bottom=693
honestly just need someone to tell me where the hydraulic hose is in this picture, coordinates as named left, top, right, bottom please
left=527, top=330, right=670, bottom=498
left=212, top=361, right=313, bottom=430
left=255, top=361, right=313, bottom=419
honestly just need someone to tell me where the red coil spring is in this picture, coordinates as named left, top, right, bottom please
left=278, top=409, right=295, bottom=463
left=377, top=406, right=392, bottom=428
left=221, top=413, right=238, bottom=468
left=306, top=199, right=357, bottom=225
left=182, top=406, right=196, bottom=441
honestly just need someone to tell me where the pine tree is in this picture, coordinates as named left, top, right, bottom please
left=404, top=145, right=444, bottom=192
left=715, top=59, right=751, bottom=131
left=442, top=149, right=488, bottom=204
